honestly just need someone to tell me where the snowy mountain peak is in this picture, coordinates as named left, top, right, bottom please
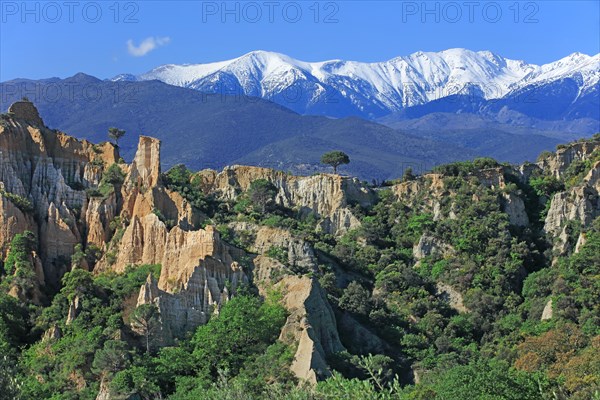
left=113, top=49, right=599, bottom=119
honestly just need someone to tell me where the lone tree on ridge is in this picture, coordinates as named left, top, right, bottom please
left=321, top=150, right=350, bottom=174
left=108, top=127, right=126, bottom=146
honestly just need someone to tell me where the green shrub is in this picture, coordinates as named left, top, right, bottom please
left=266, top=245, right=288, bottom=264
left=191, top=294, right=287, bottom=378
left=2, top=231, right=36, bottom=283
left=433, top=157, right=499, bottom=177
left=103, top=164, right=125, bottom=185
left=162, top=164, right=208, bottom=212
left=91, top=157, right=105, bottom=167
left=248, top=179, right=277, bottom=213
left=152, top=208, right=175, bottom=229
left=86, top=187, right=103, bottom=198
left=0, top=190, right=34, bottom=213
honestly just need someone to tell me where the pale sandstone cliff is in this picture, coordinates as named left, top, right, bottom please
left=392, top=167, right=529, bottom=227
left=0, top=190, right=35, bottom=258
left=544, top=156, right=600, bottom=258
left=253, top=256, right=344, bottom=384
left=94, top=136, right=204, bottom=273
left=11, top=101, right=596, bottom=394
left=537, top=141, right=600, bottom=179
left=83, top=137, right=251, bottom=344
left=197, top=165, right=375, bottom=235
left=228, top=221, right=319, bottom=274
left=48, top=125, right=345, bottom=383
left=119, top=136, right=203, bottom=230
left=0, top=102, right=118, bottom=287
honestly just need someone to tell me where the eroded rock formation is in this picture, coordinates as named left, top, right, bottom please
left=537, top=141, right=600, bottom=179
left=197, top=165, right=376, bottom=235
left=5, top=101, right=596, bottom=394
left=413, top=234, right=453, bottom=261
left=254, top=256, right=344, bottom=384
left=544, top=159, right=600, bottom=257
left=0, top=101, right=118, bottom=287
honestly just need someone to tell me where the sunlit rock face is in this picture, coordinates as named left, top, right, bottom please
left=0, top=100, right=118, bottom=288
left=543, top=160, right=600, bottom=258
left=197, top=165, right=376, bottom=236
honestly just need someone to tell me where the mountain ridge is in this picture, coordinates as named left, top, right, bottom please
left=112, top=48, right=600, bottom=119
left=0, top=78, right=479, bottom=180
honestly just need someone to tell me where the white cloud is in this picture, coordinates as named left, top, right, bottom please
left=127, top=36, right=171, bottom=57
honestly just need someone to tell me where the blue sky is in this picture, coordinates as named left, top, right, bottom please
left=1, top=0, right=599, bottom=81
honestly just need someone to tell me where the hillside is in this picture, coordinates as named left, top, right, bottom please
left=0, top=75, right=476, bottom=180
left=0, top=101, right=599, bottom=399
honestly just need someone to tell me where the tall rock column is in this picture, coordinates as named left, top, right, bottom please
left=127, top=136, right=162, bottom=190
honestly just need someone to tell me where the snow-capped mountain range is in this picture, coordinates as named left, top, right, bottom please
left=113, top=49, right=600, bottom=119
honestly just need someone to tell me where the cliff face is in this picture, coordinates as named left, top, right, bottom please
left=118, top=136, right=202, bottom=229
left=544, top=159, right=600, bottom=257
left=136, top=231, right=248, bottom=344
left=0, top=103, right=118, bottom=288
left=198, top=165, right=376, bottom=235
left=392, top=167, right=529, bottom=226
left=94, top=136, right=204, bottom=274
left=390, top=140, right=600, bottom=324
left=90, top=136, right=251, bottom=346
left=0, top=193, right=35, bottom=258
left=537, top=141, right=600, bottom=179
left=534, top=139, right=600, bottom=258
left=253, top=255, right=344, bottom=384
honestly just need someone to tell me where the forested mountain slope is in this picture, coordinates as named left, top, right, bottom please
left=0, top=75, right=475, bottom=180
left=0, top=101, right=598, bottom=399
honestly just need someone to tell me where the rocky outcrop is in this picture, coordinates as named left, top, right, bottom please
left=198, top=166, right=375, bottom=235
left=273, top=273, right=344, bottom=383
left=501, top=192, right=529, bottom=226
left=545, top=187, right=599, bottom=238
left=392, top=174, right=447, bottom=213
left=66, top=295, right=82, bottom=325
left=95, top=379, right=112, bottom=400
left=413, top=234, right=453, bottom=260
left=42, top=325, right=62, bottom=342
left=435, top=282, right=468, bottom=313
left=229, top=222, right=318, bottom=274
left=8, top=100, right=45, bottom=127
left=127, top=136, right=162, bottom=189
left=393, top=169, right=511, bottom=223
left=135, top=225, right=249, bottom=343
left=518, top=162, right=542, bottom=184
left=251, top=254, right=346, bottom=383
left=541, top=299, right=553, bottom=320
left=537, top=140, right=600, bottom=179
left=94, top=136, right=206, bottom=273
left=41, top=203, right=80, bottom=263
left=120, top=136, right=165, bottom=221
left=7, top=249, right=46, bottom=305
left=157, top=225, right=245, bottom=292
left=544, top=160, right=600, bottom=256
left=11, top=100, right=596, bottom=395
left=0, top=101, right=119, bottom=286
left=83, top=194, right=117, bottom=249
left=102, top=213, right=168, bottom=273
left=0, top=191, right=35, bottom=258
left=574, top=232, right=587, bottom=253
left=474, top=167, right=507, bottom=190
